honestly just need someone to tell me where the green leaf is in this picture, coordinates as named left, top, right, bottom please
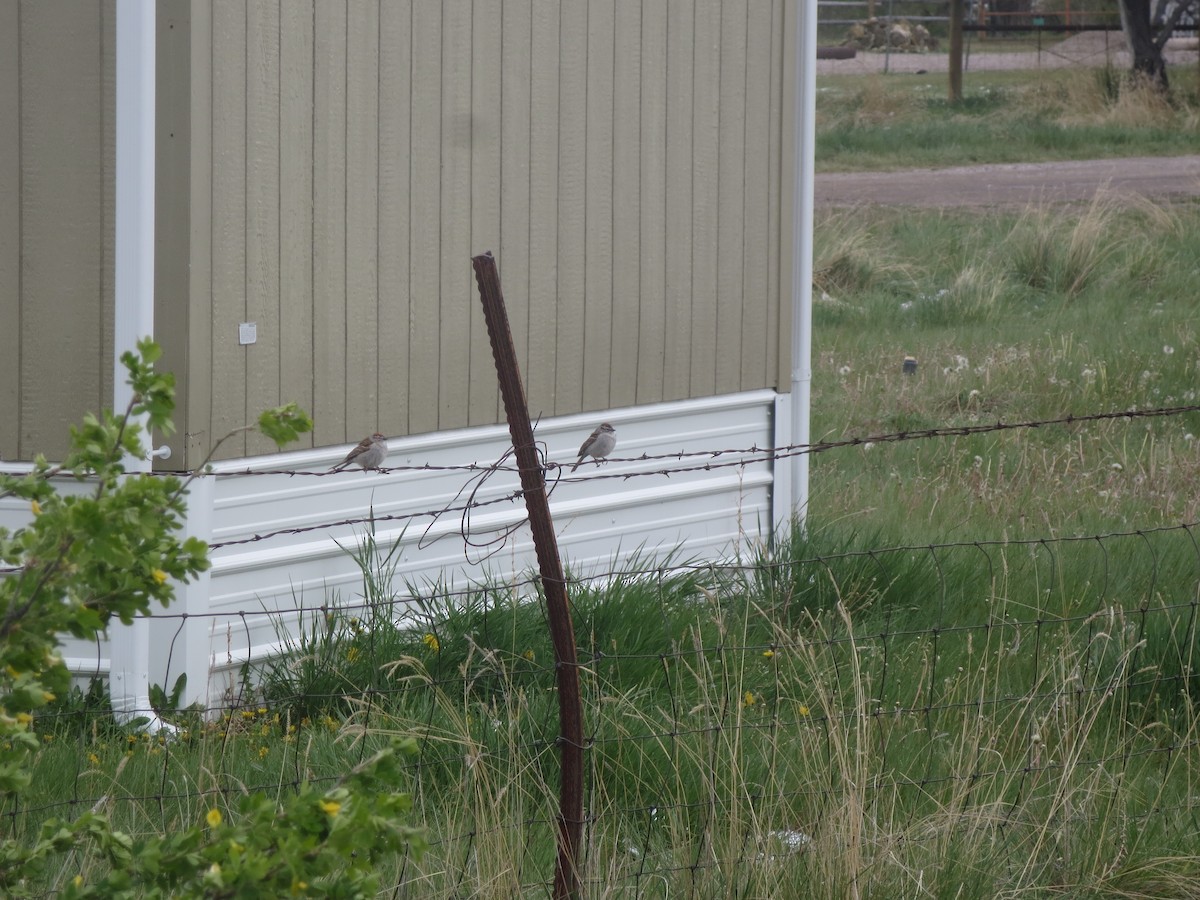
left=257, top=403, right=314, bottom=448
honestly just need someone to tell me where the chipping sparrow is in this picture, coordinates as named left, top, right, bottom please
left=332, top=433, right=388, bottom=471
left=571, top=422, right=616, bottom=472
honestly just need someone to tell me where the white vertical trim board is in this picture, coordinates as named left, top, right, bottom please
left=110, top=0, right=161, bottom=729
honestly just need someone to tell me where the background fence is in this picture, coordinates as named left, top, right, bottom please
left=818, top=0, right=1121, bottom=31
left=7, top=404, right=1200, bottom=896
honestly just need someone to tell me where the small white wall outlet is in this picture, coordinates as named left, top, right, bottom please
left=239, top=322, right=257, bottom=345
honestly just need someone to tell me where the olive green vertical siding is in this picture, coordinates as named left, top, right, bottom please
left=155, top=0, right=194, bottom=465
left=0, top=1, right=115, bottom=462
left=0, top=2, right=19, bottom=461
left=182, top=0, right=790, bottom=463
left=5, top=0, right=792, bottom=466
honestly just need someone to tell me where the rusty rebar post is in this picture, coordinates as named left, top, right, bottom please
left=471, top=251, right=583, bottom=900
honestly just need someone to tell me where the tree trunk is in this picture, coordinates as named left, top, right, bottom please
left=1119, top=0, right=1170, bottom=89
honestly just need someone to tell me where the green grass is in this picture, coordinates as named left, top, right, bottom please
left=811, top=196, right=1200, bottom=539
left=816, top=65, right=1200, bottom=171
left=16, top=523, right=1200, bottom=894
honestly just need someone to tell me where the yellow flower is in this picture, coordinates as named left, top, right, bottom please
left=319, top=799, right=342, bottom=817
left=42, top=691, right=55, bottom=702
left=798, top=705, right=811, bottom=716
left=523, top=649, right=535, bottom=661
left=16, top=712, right=32, bottom=726
left=31, top=500, right=42, bottom=516
left=258, top=746, right=269, bottom=759
left=743, top=691, right=756, bottom=707
left=73, top=875, right=83, bottom=888
left=87, top=753, right=100, bottom=766
left=206, top=807, right=223, bottom=828
left=346, top=646, right=360, bottom=662
left=151, top=568, right=168, bottom=584
left=762, top=649, right=775, bottom=659
left=422, top=633, right=440, bottom=653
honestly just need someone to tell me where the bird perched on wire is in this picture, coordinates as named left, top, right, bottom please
left=571, top=422, right=616, bottom=472
left=332, top=433, right=388, bottom=471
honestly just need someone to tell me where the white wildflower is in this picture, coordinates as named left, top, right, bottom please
left=770, top=829, right=812, bottom=852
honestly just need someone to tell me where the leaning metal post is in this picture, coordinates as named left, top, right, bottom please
left=471, top=251, right=584, bottom=900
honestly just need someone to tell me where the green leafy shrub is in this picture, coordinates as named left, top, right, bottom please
left=0, top=339, right=423, bottom=897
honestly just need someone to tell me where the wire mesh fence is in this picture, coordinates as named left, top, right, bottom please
left=7, top=414, right=1200, bottom=895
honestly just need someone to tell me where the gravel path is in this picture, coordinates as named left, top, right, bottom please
left=818, top=31, right=1199, bottom=75
left=816, top=155, right=1200, bottom=207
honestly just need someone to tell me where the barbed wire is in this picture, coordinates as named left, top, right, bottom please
left=5, top=402, right=1199, bottom=575
left=95, top=521, right=1200, bottom=623
left=201, top=401, right=1200, bottom=479
left=10, top=401, right=1190, bottom=484
left=4, top=518, right=1190, bottom=620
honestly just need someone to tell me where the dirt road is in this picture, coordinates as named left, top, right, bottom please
left=818, top=31, right=1199, bottom=75
left=815, top=155, right=1200, bottom=206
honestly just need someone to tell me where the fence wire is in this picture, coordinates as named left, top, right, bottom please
left=7, top=529, right=1200, bottom=895
left=6, top=404, right=1200, bottom=895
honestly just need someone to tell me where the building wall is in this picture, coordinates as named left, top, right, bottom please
left=168, top=0, right=794, bottom=466
left=2, top=1, right=797, bottom=467
left=0, top=1, right=117, bottom=463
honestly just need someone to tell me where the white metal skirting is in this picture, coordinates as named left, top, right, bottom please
left=2, top=389, right=786, bottom=709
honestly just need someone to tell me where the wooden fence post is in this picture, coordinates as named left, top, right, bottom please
left=949, top=0, right=964, bottom=102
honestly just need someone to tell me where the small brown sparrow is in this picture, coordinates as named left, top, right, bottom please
left=332, top=433, right=388, bottom=471
left=571, top=422, right=616, bottom=471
